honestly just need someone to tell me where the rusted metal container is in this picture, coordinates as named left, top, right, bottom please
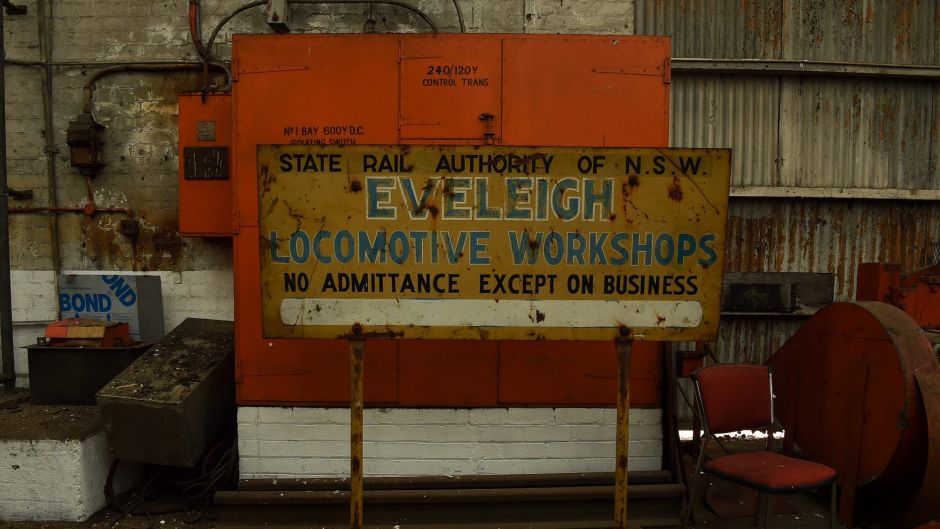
left=96, top=318, right=234, bottom=468
left=27, top=338, right=150, bottom=405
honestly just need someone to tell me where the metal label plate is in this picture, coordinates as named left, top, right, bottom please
left=183, top=147, right=229, bottom=180
left=196, top=121, right=217, bottom=141
left=257, top=145, right=730, bottom=341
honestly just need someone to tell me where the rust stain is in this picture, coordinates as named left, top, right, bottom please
left=259, top=164, right=274, bottom=194
left=442, top=177, right=456, bottom=198
left=620, top=184, right=631, bottom=214
left=894, top=3, right=912, bottom=57
left=667, top=177, right=684, bottom=202
left=535, top=310, right=546, bottom=323
left=528, top=230, right=540, bottom=251
left=266, top=196, right=280, bottom=215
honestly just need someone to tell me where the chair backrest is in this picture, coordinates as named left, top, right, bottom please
left=692, top=364, right=773, bottom=435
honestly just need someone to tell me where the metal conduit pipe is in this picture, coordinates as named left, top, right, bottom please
left=37, top=0, right=61, bottom=319
left=204, top=0, right=440, bottom=58
left=8, top=175, right=133, bottom=217
left=82, top=62, right=231, bottom=114
left=206, top=1, right=265, bottom=57
left=451, top=0, right=465, bottom=32
left=0, top=8, right=15, bottom=385
left=189, top=0, right=210, bottom=61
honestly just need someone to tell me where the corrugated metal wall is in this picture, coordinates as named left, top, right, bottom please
left=636, top=2, right=940, bottom=381
left=637, top=0, right=938, bottom=64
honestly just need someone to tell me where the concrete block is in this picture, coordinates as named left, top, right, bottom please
left=0, top=432, right=134, bottom=522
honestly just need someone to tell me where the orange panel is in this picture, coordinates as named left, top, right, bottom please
left=498, top=341, right=662, bottom=407
left=399, top=38, right=502, bottom=140
left=398, top=340, right=499, bottom=406
left=502, top=37, right=670, bottom=146
left=232, top=35, right=400, bottom=228
left=178, top=94, right=232, bottom=236
left=229, top=34, right=672, bottom=406
left=236, top=339, right=398, bottom=405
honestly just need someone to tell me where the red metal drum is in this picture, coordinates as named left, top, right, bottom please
left=767, top=301, right=940, bottom=528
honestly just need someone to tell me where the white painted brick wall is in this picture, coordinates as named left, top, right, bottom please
left=0, top=432, right=135, bottom=522
left=6, top=269, right=234, bottom=387
left=238, top=407, right=662, bottom=478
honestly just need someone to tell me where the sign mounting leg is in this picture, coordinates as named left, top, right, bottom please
left=614, top=338, right=633, bottom=529
left=349, top=336, right=366, bottom=529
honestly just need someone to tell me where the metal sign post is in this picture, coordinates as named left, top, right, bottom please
left=349, top=335, right=365, bottom=529
left=614, top=338, right=633, bottom=528
left=343, top=330, right=398, bottom=529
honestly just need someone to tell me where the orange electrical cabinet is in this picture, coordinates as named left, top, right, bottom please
left=178, top=94, right=233, bottom=237
left=223, top=34, right=671, bottom=407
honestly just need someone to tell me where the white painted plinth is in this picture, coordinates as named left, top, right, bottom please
left=239, top=407, right=662, bottom=478
left=0, top=432, right=132, bottom=521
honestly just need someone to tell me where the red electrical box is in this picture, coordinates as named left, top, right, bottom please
left=178, top=94, right=233, bottom=237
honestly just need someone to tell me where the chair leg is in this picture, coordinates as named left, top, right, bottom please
left=830, top=482, right=838, bottom=529
left=763, top=494, right=772, bottom=529
left=753, top=492, right=764, bottom=526
left=681, top=472, right=702, bottom=529
left=681, top=440, right=709, bottom=529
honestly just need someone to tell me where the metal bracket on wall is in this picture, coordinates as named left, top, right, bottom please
left=2, top=1, right=26, bottom=15
left=6, top=187, right=32, bottom=201
left=266, top=0, right=290, bottom=33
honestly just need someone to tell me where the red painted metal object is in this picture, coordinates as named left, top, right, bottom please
left=44, top=318, right=131, bottom=347
left=767, top=302, right=940, bottom=528
left=205, top=33, right=672, bottom=407
left=857, top=262, right=940, bottom=330
left=178, top=94, right=233, bottom=237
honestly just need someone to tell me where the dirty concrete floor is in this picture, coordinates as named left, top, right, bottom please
left=0, top=493, right=935, bottom=529
left=681, top=480, right=836, bottom=528
left=0, top=511, right=213, bottom=529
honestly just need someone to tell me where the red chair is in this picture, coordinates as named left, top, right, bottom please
left=681, top=364, right=838, bottom=528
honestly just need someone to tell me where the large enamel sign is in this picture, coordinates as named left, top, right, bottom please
left=258, top=145, right=730, bottom=341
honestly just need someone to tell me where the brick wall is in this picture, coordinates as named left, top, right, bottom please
left=239, top=407, right=662, bottom=478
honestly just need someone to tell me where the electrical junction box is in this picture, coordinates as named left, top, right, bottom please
left=178, top=94, right=233, bottom=237
left=58, top=274, right=165, bottom=342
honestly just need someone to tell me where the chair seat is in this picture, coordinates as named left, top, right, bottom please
left=703, top=451, right=838, bottom=493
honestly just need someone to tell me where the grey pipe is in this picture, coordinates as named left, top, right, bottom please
left=38, top=0, right=61, bottom=320
left=0, top=9, right=15, bottom=385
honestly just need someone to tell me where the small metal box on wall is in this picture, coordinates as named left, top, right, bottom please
left=58, top=274, right=166, bottom=342
left=178, top=94, right=232, bottom=237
